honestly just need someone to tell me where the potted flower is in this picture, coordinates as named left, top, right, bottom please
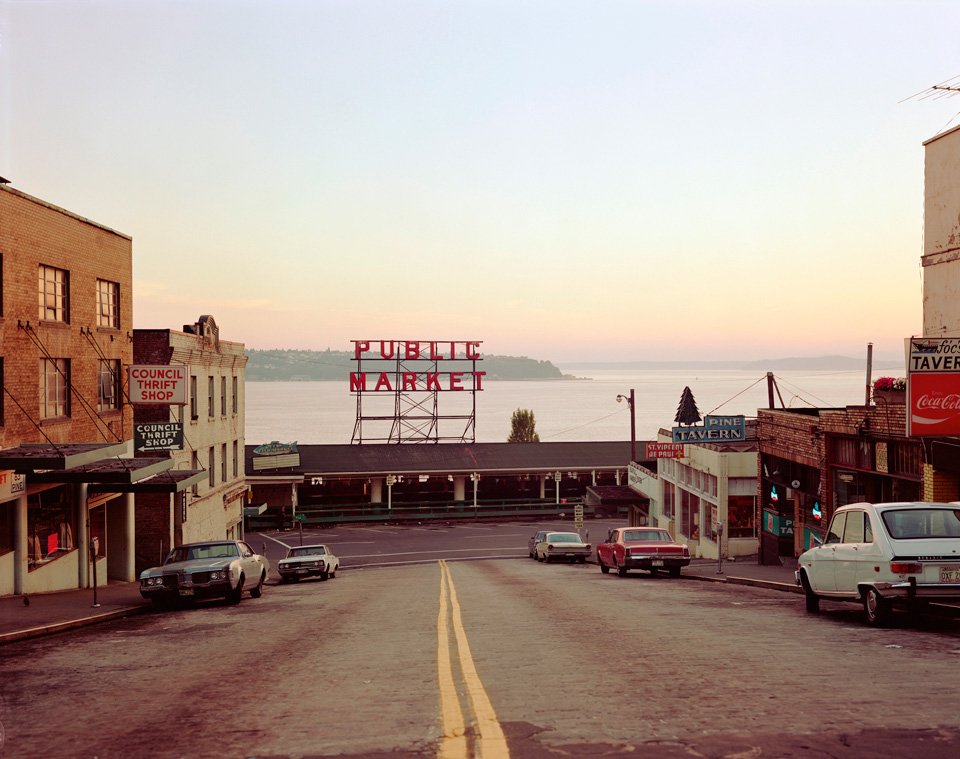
left=873, top=376, right=906, bottom=403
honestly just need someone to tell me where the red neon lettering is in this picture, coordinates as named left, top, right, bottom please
left=426, top=373, right=441, bottom=391
left=449, top=372, right=463, bottom=390
left=349, top=373, right=367, bottom=392
left=448, top=341, right=457, bottom=359
left=405, top=341, right=420, bottom=360
left=466, top=342, right=480, bottom=359
left=429, top=342, right=442, bottom=360
left=374, top=373, right=393, bottom=391
left=353, top=341, right=369, bottom=360
left=379, top=341, right=395, bottom=359
left=402, top=372, right=417, bottom=390
left=472, top=371, right=485, bottom=390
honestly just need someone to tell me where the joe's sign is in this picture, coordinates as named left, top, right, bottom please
left=907, top=337, right=960, bottom=436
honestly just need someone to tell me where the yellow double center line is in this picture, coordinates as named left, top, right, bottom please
left=437, top=560, right=510, bottom=759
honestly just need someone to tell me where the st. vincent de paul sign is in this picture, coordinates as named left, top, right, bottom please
left=672, top=415, right=746, bottom=443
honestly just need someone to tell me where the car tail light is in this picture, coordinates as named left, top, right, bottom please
left=890, top=562, right=922, bottom=574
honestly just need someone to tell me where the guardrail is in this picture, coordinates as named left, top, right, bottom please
left=246, top=497, right=612, bottom=530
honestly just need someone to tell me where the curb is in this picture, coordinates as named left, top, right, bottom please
left=0, top=605, right=150, bottom=647
left=684, top=572, right=803, bottom=594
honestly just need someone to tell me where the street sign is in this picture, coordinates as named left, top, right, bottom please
left=574, top=503, right=584, bottom=528
left=134, top=422, right=184, bottom=452
left=293, top=514, right=306, bottom=522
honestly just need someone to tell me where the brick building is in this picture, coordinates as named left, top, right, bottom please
left=0, top=181, right=137, bottom=595
left=133, top=316, right=248, bottom=573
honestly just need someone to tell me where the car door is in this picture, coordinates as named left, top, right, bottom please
left=598, top=529, right=617, bottom=564
left=238, top=541, right=258, bottom=581
left=833, top=510, right=867, bottom=596
left=809, top=512, right=846, bottom=593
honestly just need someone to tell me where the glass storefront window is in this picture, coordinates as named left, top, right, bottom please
left=0, top=502, right=14, bottom=554
left=27, top=486, right=75, bottom=568
left=728, top=495, right=756, bottom=538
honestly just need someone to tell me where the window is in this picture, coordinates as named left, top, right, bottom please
left=40, top=358, right=70, bottom=419
left=207, top=376, right=214, bottom=419
left=1, top=252, right=4, bottom=317
left=727, top=495, right=756, bottom=538
left=232, top=376, right=238, bottom=414
left=221, top=443, right=227, bottom=483
left=0, top=358, right=4, bottom=427
left=190, top=376, right=198, bottom=420
left=98, top=359, right=121, bottom=411
left=232, top=440, right=239, bottom=478
left=38, top=265, right=69, bottom=322
left=220, top=376, right=227, bottom=416
left=96, top=279, right=120, bottom=328
left=191, top=451, right=199, bottom=495
left=208, top=447, right=215, bottom=487
left=825, top=513, right=847, bottom=545
left=27, top=486, right=75, bottom=568
left=842, top=511, right=865, bottom=543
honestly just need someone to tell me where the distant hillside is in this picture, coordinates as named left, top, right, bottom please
left=245, top=349, right=570, bottom=381
left=563, top=355, right=903, bottom=371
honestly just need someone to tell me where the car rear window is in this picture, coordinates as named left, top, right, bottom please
left=548, top=534, right=582, bottom=543
left=623, top=530, right=672, bottom=542
left=881, top=509, right=960, bottom=539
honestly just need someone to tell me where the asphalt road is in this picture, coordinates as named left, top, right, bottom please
left=1, top=525, right=960, bottom=758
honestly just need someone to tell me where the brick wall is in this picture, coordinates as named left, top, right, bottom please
left=1, top=185, right=133, bottom=447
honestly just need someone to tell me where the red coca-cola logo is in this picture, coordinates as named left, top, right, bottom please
left=916, top=393, right=960, bottom=411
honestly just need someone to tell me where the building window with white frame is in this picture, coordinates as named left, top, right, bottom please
left=40, top=358, right=70, bottom=419
left=221, top=443, right=227, bottom=482
left=191, top=451, right=199, bottom=495
left=38, top=265, right=69, bottom=322
left=232, top=440, right=238, bottom=478
left=207, top=376, right=214, bottom=419
left=190, top=375, right=198, bottom=420
left=232, top=376, right=238, bottom=414
left=208, top=447, right=215, bottom=487
left=98, top=359, right=121, bottom=411
left=220, top=376, right=226, bottom=416
left=96, top=279, right=120, bottom=328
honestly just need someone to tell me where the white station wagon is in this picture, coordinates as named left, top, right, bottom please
left=796, top=501, right=960, bottom=625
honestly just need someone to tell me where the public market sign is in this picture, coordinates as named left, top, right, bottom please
left=672, top=415, right=746, bottom=443
left=128, top=365, right=188, bottom=405
left=349, top=340, right=486, bottom=392
left=907, top=336, right=960, bottom=436
left=134, top=422, right=184, bottom=452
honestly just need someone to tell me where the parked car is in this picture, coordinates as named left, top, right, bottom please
left=796, top=501, right=960, bottom=625
left=139, top=540, right=269, bottom=607
left=277, top=544, right=339, bottom=583
left=596, top=526, right=691, bottom=577
left=528, top=530, right=549, bottom=559
left=533, top=531, right=591, bottom=563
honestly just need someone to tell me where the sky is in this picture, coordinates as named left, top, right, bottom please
left=2, top=1, right=959, bottom=365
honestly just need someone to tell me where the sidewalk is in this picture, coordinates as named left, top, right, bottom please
left=0, top=580, right=149, bottom=646
left=0, top=557, right=801, bottom=646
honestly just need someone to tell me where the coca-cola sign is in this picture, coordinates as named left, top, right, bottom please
left=908, top=372, right=960, bottom=436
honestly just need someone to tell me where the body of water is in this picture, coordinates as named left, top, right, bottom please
left=244, top=366, right=876, bottom=446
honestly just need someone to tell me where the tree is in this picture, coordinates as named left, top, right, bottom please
left=508, top=408, right=540, bottom=442
left=674, top=386, right=702, bottom=426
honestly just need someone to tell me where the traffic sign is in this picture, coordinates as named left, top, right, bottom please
left=293, top=514, right=306, bottom=522
left=134, top=422, right=184, bottom=452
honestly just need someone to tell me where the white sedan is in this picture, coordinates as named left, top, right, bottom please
left=796, top=501, right=960, bottom=625
left=534, top=531, right=592, bottom=563
left=277, top=544, right=340, bottom=583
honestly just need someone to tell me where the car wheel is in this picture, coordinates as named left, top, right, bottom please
left=544, top=555, right=551, bottom=564
left=863, top=587, right=890, bottom=626
left=799, top=572, right=819, bottom=613
left=250, top=572, right=265, bottom=599
left=577, top=556, right=586, bottom=564
left=537, top=552, right=544, bottom=562
left=668, top=567, right=681, bottom=578
left=598, top=556, right=610, bottom=573
left=615, top=559, right=628, bottom=577
left=329, top=565, right=337, bottom=579
left=228, top=575, right=244, bottom=604
left=150, top=597, right=171, bottom=610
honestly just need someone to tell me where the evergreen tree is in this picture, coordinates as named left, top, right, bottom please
left=674, top=386, right=702, bottom=426
left=508, top=408, right=541, bottom=442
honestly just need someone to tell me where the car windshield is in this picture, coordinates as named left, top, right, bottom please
left=168, top=543, right=239, bottom=562
left=881, top=508, right=960, bottom=539
left=547, top=534, right=582, bottom=543
left=623, top=530, right=673, bottom=542
left=289, top=546, right=325, bottom=557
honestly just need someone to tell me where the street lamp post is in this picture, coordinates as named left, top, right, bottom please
left=617, top=388, right=636, bottom=463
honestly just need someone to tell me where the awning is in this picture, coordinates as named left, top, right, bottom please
left=243, top=502, right=268, bottom=517
left=89, top=469, right=207, bottom=494
left=28, top=457, right=174, bottom=485
left=0, top=442, right=130, bottom=471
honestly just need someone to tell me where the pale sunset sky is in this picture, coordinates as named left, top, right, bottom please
left=2, top=1, right=958, bottom=363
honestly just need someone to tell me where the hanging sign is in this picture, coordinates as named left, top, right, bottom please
left=907, top=337, right=960, bottom=436
left=128, top=365, right=188, bottom=405
left=134, top=422, right=184, bottom=452
left=672, top=415, right=746, bottom=443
